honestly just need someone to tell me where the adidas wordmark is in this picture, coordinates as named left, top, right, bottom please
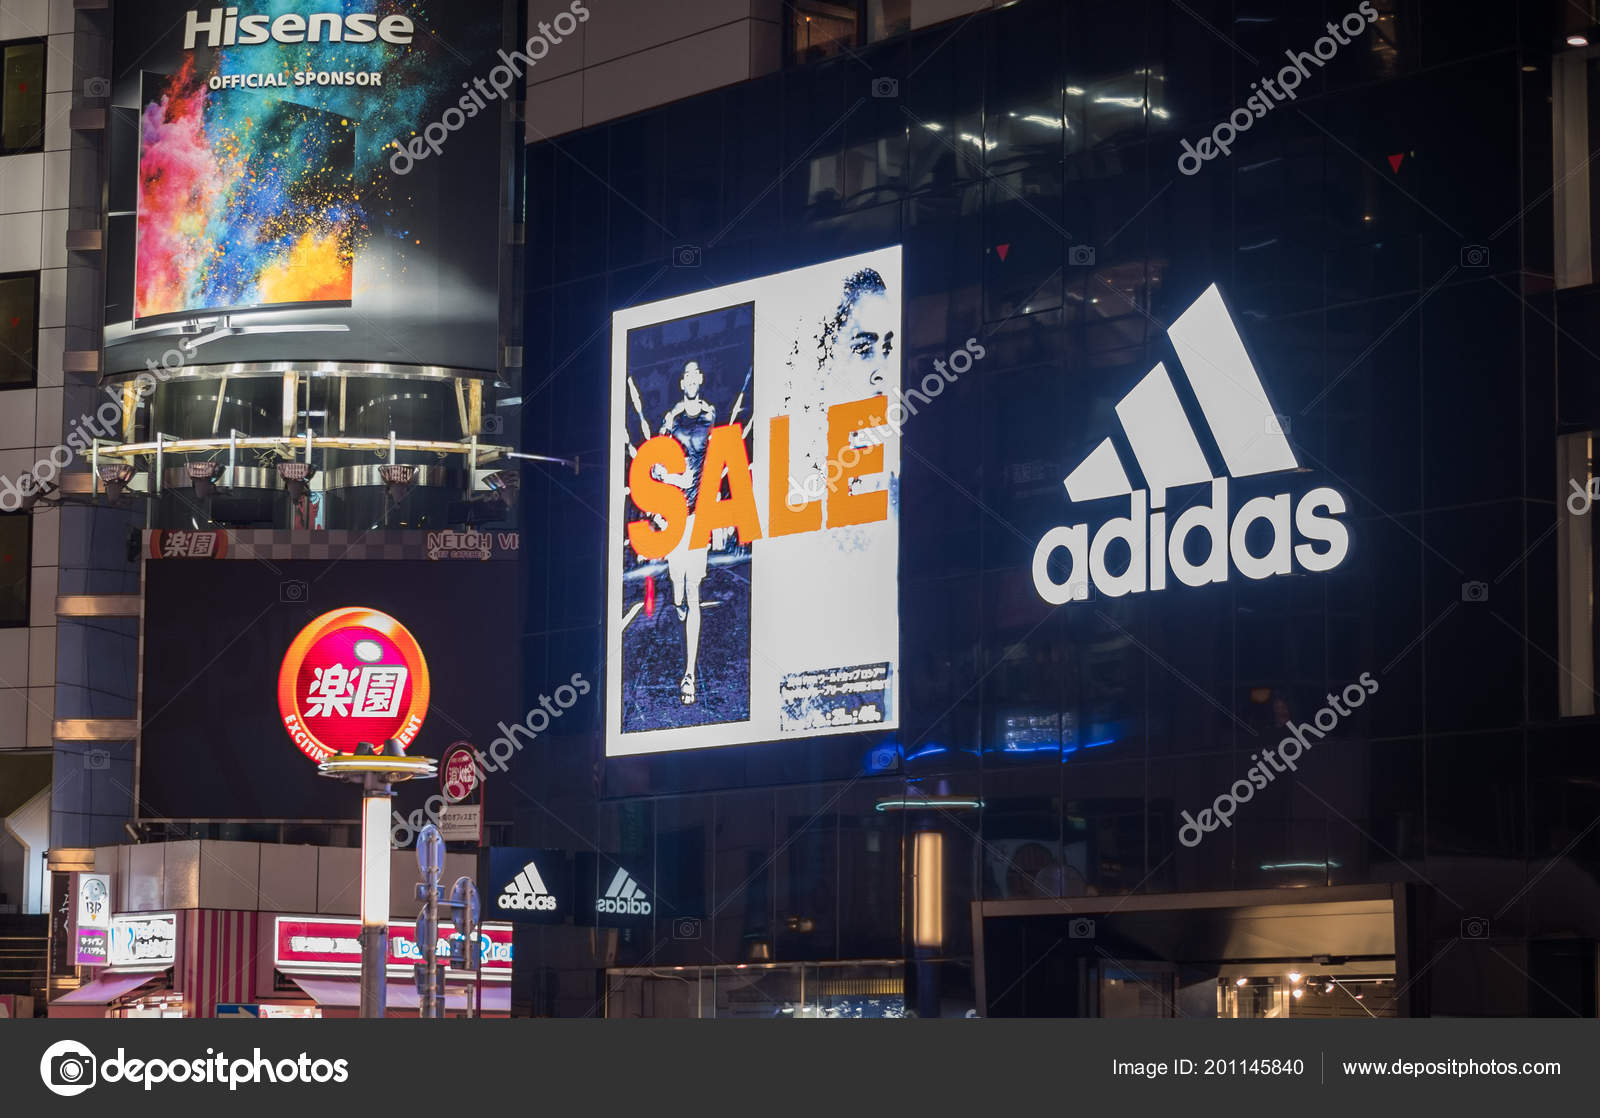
left=596, top=868, right=651, bottom=915
left=498, top=862, right=557, bottom=911
left=1033, top=284, right=1350, bottom=604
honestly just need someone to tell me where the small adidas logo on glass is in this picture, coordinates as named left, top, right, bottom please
left=595, top=867, right=651, bottom=915
left=498, top=861, right=557, bottom=911
left=1033, top=284, right=1351, bottom=604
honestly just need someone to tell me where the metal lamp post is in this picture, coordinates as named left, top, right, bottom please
left=319, top=740, right=436, bottom=1019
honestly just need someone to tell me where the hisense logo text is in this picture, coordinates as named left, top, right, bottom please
left=184, top=8, right=415, bottom=50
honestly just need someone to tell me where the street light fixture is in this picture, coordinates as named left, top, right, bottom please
left=319, top=738, right=436, bottom=1018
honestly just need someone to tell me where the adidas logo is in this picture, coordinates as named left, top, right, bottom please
left=497, top=861, right=557, bottom=911
left=1033, top=284, right=1350, bottom=605
left=596, top=867, right=651, bottom=915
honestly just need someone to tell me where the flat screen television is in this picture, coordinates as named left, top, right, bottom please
left=134, top=69, right=358, bottom=325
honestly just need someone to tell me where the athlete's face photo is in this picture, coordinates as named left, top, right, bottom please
left=681, top=362, right=704, bottom=399
left=836, top=290, right=895, bottom=397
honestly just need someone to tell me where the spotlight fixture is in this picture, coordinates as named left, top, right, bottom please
left=379, top=463, right=415, bottom=499
left=484, top=468, right=521, bottom=507
left=100, top=462, right=136, bottom=503
left=1292, top=987, right=1304, bottom=999
left=187, top=460, right=222, bottom=500
left=1568, top=33, right=1590, bottom=47
left=15, top=471, right=49, bottom=510
left=379, top=464, right=416, bottom=526
left=1287, top=971, right=1302, bottom=984
left=1235, top=977, right=1248, bottom=987
left=277, top=461, right=316, bottom=503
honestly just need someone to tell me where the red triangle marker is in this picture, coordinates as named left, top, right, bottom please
left=1387, top=153, right=1404, bottom=173
left=995, top=243, right=1010, bottom=261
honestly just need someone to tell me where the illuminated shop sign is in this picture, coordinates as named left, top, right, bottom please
left=109, top=913, right=177, bottom=968
left=73, top=874, right=112, bottom=966
left=485, top=848, right=569, bottom=925
left=607, top=247, right=903, bottom=756
left=272, top=916, right=512, bottom=976
left=277, top=607, right=431, bottom=763
left=1032, top=284, right=1350, bottom=605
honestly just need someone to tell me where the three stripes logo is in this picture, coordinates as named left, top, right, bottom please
left=595, top=867, right=651, bottom=915
left=497, top=860, right=557, bottom=911
left=1032, top=284, right=1350, bottom=604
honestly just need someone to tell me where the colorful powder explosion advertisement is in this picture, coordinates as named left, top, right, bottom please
left=105, top=1, right=510, bottom=374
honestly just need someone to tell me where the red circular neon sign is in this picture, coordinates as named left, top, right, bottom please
left=277, top=607, right=431, bottom=763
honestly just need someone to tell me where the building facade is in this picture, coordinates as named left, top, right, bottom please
left=3, top=0, right=1599, bottom=1018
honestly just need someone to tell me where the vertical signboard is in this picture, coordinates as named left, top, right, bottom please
left=72, top=874, right=111, bottom=966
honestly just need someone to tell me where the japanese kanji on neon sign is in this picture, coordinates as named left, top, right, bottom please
left=276, top=607, right=431, bottom=763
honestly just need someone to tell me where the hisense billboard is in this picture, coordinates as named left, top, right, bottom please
left=104, top=1, right=522, bottom=375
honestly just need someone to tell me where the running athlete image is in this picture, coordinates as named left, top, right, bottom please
left=616, top=301, right=756, bottom=738
left=650, top=360, right=716, bottom=705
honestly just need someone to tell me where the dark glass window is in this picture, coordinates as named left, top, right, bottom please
left=1, top=39, right=45, bottom=155
left=0, top=514, right=30, bottom=627
left=0, top=272, right=38, bottom=387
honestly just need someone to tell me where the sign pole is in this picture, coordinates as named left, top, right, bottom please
left=358, top=772, right=394, bottom=1019
left=416, top=823, right=443, bottom=1018
left=477, top=765, right=484, bottom=1018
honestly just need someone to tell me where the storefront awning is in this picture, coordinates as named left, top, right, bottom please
left=53, top=970, right=167, bottom=1006
left=288, top=975, right=508, bottom=1014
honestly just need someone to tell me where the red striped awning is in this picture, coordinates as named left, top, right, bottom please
left=180, top=910, right=260, bottom=1018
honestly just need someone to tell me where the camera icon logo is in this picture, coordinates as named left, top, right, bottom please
left=83, top=77, right=110, bottom=98
left=673, top=916, right=702, bottom=940
left=1068, top=244, right=1096, bottom=266
left=481, top=414, right=505, bottom=436
left=40, top=1040, right=98, bottom=1097
left=673, top=244, right=702, bottom=268
left=867, top=746, right=898, bottom=772
left=280, top=579, right=309, bottom=604
left=1266, top=413, right=1290, bottom=437
left=1461, top=580, right=1489, bottom=603
left=1460, top=916, right=1490, bottom=940
left=1460, top=244, right=1489, bottom=268
left=871, top=77, right=898, bottom=98
left=84, top=749, right=109, bottom=771
left=1068, top=917, right=1095, bottom=939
